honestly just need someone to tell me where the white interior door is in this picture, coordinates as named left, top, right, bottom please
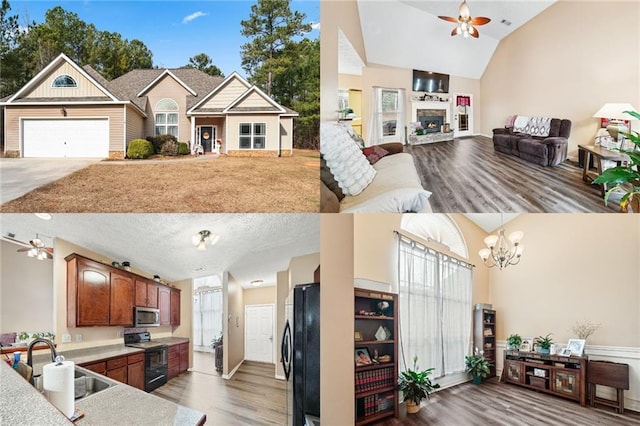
left=453, top=93, right=474, bottom=137
left=245, top=304, right=274, bottom=363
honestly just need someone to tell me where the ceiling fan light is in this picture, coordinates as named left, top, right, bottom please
left=37, top=251, right=47, bottom=260
left=27, top=248, right=37, bottom=257
left=455, top=26, right=462, bottom=35
left=459, top=1, right=470, bottom=18
left=191, top=235, right=201, bottom=246
left=209, top=233, right=220, bottom=246
left=197, top=240, right=207, bottom=251
left=463, top=31, right=470, bottom=38
left=468, top=25, right=475, bottom=35
left=250, top=280, right=263, bottom=287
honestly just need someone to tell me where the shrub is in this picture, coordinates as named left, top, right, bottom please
left=146, top=134, right=177, bottom=154
left=127, top=139, right=154, bottom=159
left=160, top=140, right=179, bottom=156
left=177, top=142, right=190, bottom=155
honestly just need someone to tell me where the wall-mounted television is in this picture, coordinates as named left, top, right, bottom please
left=412, top=69, right=450, bottom=93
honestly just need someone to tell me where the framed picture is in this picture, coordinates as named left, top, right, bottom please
left=560, top=348, right=572, bottom=357
left=355, top=348, right=373, bottom=366
left=520, top=337, right=533, bottom=352
left=354, top=331, right=363, bottom=342
left=566, top=339, right=586, bottom=356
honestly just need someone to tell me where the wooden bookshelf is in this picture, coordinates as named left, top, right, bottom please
left=473, top=307, right=496, bottom=377
left=354, top=289, right=398, bottom=425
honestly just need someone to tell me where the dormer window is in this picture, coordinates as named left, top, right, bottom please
left=52, top=75, right=77, bottom=88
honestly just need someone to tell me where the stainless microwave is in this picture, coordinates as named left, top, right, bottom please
left=134, top=307, right=160, bottom=327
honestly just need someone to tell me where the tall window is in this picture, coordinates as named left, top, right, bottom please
left=52, top=75, right=77, bottom=88
left=193, top=275, right=223, bottom=350
left=367, top=87, right=406, bottom=145
left=397, top=233, right=473, bottom=379
left=155, top=98, right=178, bottom=137
left=239, top=123, right=266, bottom=149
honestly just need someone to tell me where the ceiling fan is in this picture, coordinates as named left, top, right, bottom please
left=438, top=0, right=491, bottom=39
left=15, top=234, right=54, bottom=260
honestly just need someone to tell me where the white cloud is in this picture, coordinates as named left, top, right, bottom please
left=311, top=22, right=320, bottom=31
left=183, top=11, right=207, bottom=24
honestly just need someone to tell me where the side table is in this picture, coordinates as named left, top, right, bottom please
left=577, top=144, right=629, bottom=196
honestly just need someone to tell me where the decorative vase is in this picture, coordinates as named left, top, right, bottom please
left=406, top=400, right=421, bottom=414
left=473, top=374, right=482, bottom=384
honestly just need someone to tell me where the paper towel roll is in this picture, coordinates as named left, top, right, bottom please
left=43, top=360, right=75, bottom=418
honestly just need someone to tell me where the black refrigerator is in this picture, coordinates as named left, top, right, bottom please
left=282, top=283, right=320, bottom=426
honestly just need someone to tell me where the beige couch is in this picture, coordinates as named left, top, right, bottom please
left=320, top=138, right=432, bottom=213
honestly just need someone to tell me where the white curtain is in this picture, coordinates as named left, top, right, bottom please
left=398, top=235, right=472, bottom=378
left=192, top=289, right=223, bottom=348
left=367, top=87, right=406, bottom=146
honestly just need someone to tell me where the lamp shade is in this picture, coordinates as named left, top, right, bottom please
left=593, top=103, right=639, bottom=120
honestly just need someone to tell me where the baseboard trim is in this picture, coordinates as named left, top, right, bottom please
left=222, top=359, right=244, bottom=380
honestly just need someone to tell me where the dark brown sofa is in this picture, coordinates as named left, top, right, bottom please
left=492, top=118, right=571, bottom=166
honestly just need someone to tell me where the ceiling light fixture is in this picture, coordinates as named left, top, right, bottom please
left=438, top=0, right=491, bottom=39
left=250, top=280, right=263, bottom=287
left=478, top=216, right=524, bottom=270
left=192, top=230, right=220, bottom=251
left=34, top=213, right=52, bottom=220
left=17, top=234, right=53, bottom=260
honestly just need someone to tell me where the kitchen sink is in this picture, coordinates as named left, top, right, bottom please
left=73, top=368, right=115, bottom=400
left=32, top=366, right=116, bottom=400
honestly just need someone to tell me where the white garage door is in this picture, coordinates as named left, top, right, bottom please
left=23, top=118, right=109, bottom=158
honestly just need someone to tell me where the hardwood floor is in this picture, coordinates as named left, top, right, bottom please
left=407, top=137, right=619, bottom=213
left=152, top=356, right=286, bottom=426
left=377, top=378, right=640, bottom=426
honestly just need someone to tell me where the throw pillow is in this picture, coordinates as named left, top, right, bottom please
left=320, top=122, right=376, bottom=196
left=362, top=146, right=389, bottom=165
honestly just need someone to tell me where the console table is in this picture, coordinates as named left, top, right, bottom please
left=578, top=144, right=629, bottom=196
left=502, top=350, right=587, bottom=406
left=588, top=360, right=629, bottom=413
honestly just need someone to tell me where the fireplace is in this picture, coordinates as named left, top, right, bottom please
left=420, top=116, right=443, bottom=133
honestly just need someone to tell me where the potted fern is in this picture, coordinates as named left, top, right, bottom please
left=465, top=349, right=491, bottom=384
left=593, top=110, right=640, bottom=212
left=506, top=334, right=522, bottom=351
left=398, top=356, right=440, bottom=414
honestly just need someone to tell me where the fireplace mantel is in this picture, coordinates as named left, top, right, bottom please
left=411, top=100, right=451, bottom=126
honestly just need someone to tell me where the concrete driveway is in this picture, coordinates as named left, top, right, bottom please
left=0, top=158, right=99, bottom=204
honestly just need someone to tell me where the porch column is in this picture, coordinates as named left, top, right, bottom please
left=190, top=116, right=196, bottom=153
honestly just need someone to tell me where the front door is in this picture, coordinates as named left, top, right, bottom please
left=453, top=93, right=474, bottom=137
left=198, top=126, right=215, bottom=153
left=245, top=304, right=274, bottom=363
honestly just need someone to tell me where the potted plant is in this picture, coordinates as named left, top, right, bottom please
left=506, top=334, right=522, bottom=350
left=535, top=334, right=553, bottom=354
left=593, top=110, right=640, bottom=212
left=464, top=349, right=491, bottom=384
left=18, top=331, right=30, bottom=345
left=398, top=356, right=440, bottom=414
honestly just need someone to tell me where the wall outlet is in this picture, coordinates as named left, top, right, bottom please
left=75, top=334, right=83, bottom=343
left=62, top=334, right=72, bottom=343
left=116, top=330, right=122, bottom=338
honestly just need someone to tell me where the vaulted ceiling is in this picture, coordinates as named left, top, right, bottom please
left=348, top=0, right=555, bottom=79
left=1, top=214, right=319, bottom=288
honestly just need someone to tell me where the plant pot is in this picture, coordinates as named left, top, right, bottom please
left=539, top=348, right=550, bottom=355
left=406, top=400, right=421, bottom=414
left=473, top=374, right=482, bottom=384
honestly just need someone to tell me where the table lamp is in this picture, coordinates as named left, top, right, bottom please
left=592, top=103, right=638, bottom=141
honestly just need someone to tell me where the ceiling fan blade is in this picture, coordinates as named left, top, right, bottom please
left=438, top=15, right=459, bottom=23
left=45, top=247, right=54, bottom=255
left=470, top=29, right=480, bottom=38
left=451, top=27, right=459, bottom=36
left=16, top=247, right=31, bottom=252
left=471, top=17, right=491, bottom=26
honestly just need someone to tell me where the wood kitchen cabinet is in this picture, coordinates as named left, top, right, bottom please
left=179, top=342, right=189, bottom=372
left=158, top=286, right=171, bottom=325
left=127, top=353, right=145, bottom=390
left=110, top=271, right=134, bottom=326
left=167, top=343, right=180, bottom=380
left=171, top=289, right=181, bottom=326
left=106, top=356, right=128, bottom=383
left=66, top=254, right=111, bottom=327
left=135, top=278, right=158, bottom=308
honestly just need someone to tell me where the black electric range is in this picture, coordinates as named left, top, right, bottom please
left=124, top=331, right=168, bottom=392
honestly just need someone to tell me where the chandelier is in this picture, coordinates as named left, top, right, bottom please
left=192, top=230, right=220, bottom=251
left=478, top=220, right=524, bottom=270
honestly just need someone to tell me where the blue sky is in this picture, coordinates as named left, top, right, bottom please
left=10, top=0, right=320, bottom=76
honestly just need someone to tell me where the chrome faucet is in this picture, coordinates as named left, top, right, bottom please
left=27, top=338, right=59, bottom=384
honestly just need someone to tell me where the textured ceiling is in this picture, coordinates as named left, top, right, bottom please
left=463, top=213, right=520, bottom=233
left=355, top=0, right=555, bottom=79
left=0, top=214, right=320, bottom=288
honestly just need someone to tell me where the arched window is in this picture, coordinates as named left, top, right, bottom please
left=155, top=98, right=179, bottom=137
left=400, top=214, right=468, bottom=258
left=52, top=75, right=77, bottom=88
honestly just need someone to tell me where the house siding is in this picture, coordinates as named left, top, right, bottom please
left=4, top=104, right=124, bottom=157
left=234, top=92, right=274, bottom=109
left=201, top=78, right=249, bottom=109
left=280, top=116, right=294, bottom=157
left=144, top=75, right=191, bottom=142
left=125, top=105, right=145, bottom=146
left=24, top=62, right=106, bottom=99
left=226, top=114, right=281, bottom=157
